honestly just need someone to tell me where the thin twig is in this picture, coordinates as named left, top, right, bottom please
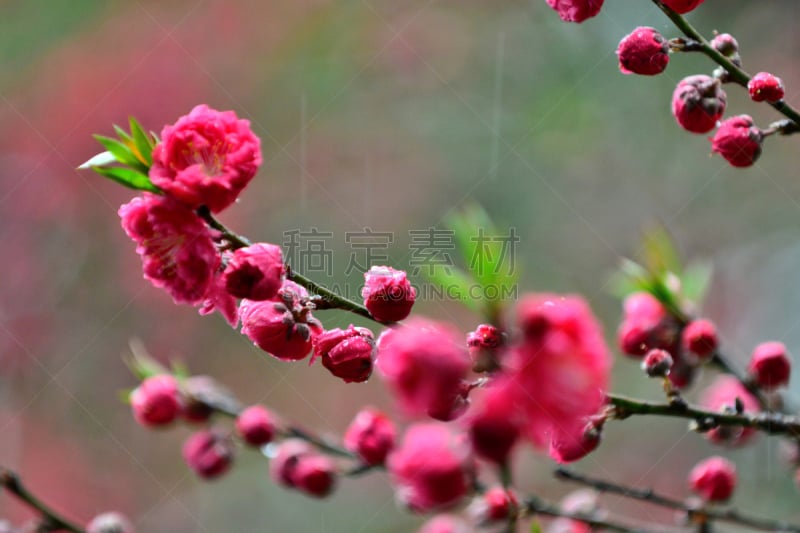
left=522, top=495, right=651, bottom=533
left=0, top=468, right=85, bottom=533
left=555, top=468, right=800, bottom=532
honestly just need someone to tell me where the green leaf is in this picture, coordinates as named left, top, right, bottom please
left=113, top=124, right=133, bottom=144
left=640, top=224, right=682, bottom=277
left=170, top=360, right=190, bottom=380
left=93, top=134, right=149, bottom=174
left=530, top=519, right=543, bottom=533
left=425, top=266, right=482, bottom=313
left=91, top=165, right=160, bottom=193
left=681, top=261, right=713, bottom=306
left=77, top=150, right=117, bottom=169
left=129, top=117, right=154, bottom=166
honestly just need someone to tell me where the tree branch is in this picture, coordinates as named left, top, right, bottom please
left=0, top=468, right=85, bottom=533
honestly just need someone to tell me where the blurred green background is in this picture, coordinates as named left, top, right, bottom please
left=1, top=1, right=799, bottom=531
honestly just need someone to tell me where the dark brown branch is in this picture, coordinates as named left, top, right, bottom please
left=0, top=468, right=85, bottom=533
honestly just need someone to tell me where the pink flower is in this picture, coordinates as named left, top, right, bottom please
left=700, top=375, right=760, bottom=446
left=468, top=487, right=517, bottom=524
left=239, top=280, right=322, bottom=361
left=312, top=325, right=375, bottom=383
left=672, top=75, right=727, bottom=134
left=689, top=456, right=737, bottom=502
left=343, top=408, right=397, bottom=466
left=362, top=266, right=416, bottom=323
left=661, top=0, right=705, bottom=13
left=616, top=27, right=669, bottom=76
left=711, top=115, right=763, bottom=168
left=222, top=243, right=285, bottom=301
left=748, top=341, right=791, bottom=391
left=748, top=72, right=785, bottom=103
left=119, top=194, right=219, bottom=305
left=86, top=512, right=134, bottom=533
left=236, top=405, right=278, bottom=447
left=376, top=318, right=471, bottom=421
left=387, top=423, right=473, bottom=512
left=270, top=440, right=337, bottom=498
left=149, top=104, right=262, bottom=213
left=130, top=375, right=182, bottom=427
left=182, top=429, right=234, bottom=480
left=681, top=318, right=718, bottom=360
left=548, top=420, right=602, bottom=464
left=617, top=292, right=671, bottom=357
left=545, top=0, right=604, bottom=23
left=198, top=272, right=239, bottom=327
left=508, top=294, right=611, bottom=453
left=466, top=385, right=521, bottom=465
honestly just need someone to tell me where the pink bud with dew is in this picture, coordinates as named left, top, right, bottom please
left=545, top=0, right=604, bottom=23
left=672, top=75, right=727, bottom=134
left=149, top=104, right=262, bottom=214
left=313, top=325, right=375, bottom=383
left=387, top=423, right=473, bottom=513
left=616, top=27, right=669, bottom=76
left=240, top=280, right=322, bottom=361
left=468, top=487, right=517, bottom=524
left=710, top=115, right=763, bottom=168
left=748, top=72, right=785, bottom=103
left=748, top=341, right=791, bottom=391
left=130, top=375, right=182, bottom=427
left=362, top=266, right=416, bottom=323
left=222, top=243, right=285, bottom=301
left=466, top=324, right=503, bottom=351
left=343, top=408, right=397, bottom=466
left=236, top=405, right=278, bottom=447
left=642, top=349, right=674, bottom=378
left=689, top=456, right=737, bottom=502
left=182, top=429, right=234, bottom=480
left=681, top=319, right=718, bottom=360
left=710, top=33, right=739, bottom=58
left=376, top=318, right=471, bottom=421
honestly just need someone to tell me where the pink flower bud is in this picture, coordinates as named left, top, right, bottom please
left=681, top=319, right=718, bottom=360
left=387, top=423, right=473, bottom=512
left=748, top=72, right=785, bottom=103
left=362, top=266, right=416, bottom=323
left=270, top=440, right=314, bottom=487
left=641, top=348, right=673, bottom=378
left=700, top=376, right=760, bottom=446
left=748, top=341, right=791, bottom=391
left=672, top=75, right=727, bottom=134
left=617, top=292, right=673, bottom=357
left=616, top=27, right=669, bottom=76
left=710, top=115, right=763, bottom=168
left=468, top=487, right=517, bottom=524
left=119, top=195, right=220, bottom=305
left=549, top=420, right=602, bottom=464
left=130, top=375, right=182, bottom=427
left=545, top=0, right=604, bottom=23
left=466, top=324, right=503, bottom=351
left=236, top=405, right=278, bottom=447
left=418, top=515, right=472, bottom=533
left=291, top=454, right=337, bottom=498
left=343, top=408, right=396, bottom=465
left=149, top=105, right=262, bottom=214
left=689, top=456, right=737, bottom=502
left=182, top=429, right=233, bottom=480
left=710, top=33, right=739, bottom=58
left=222, top=243, right=285, bottom=301
left=467, top=386, right=520, bottom=465
left=240, top=281, right=322, bottom=361
left=376, top=318, right=471, bottom=421
left=313, top=325, right=375, bottom=383
left=661, top=0, right=705, bottom=13
left=86, top=512, right=134, bottom=533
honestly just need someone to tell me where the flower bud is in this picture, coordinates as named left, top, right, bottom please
left=236, top=405, right=278, bottom=447
left=362, top=266, right=416, bottom=323
left=710, top=33, right=739, bottom=58
left=313, top=325, right=375, bottom=383
left=291, top=454, right=337, bottom=498
left=700, top=376, right=760, bottom=446
left=343, top=408, right=396, bottom=466
left=689, top=456, right=737, bottom=502
left=468, top=487, right=517, bottom=524
left=467, top=386, right=521, bottom=465
left=549, top=420, right=602, bottom=463
left=710, top=115, right=763, bottom=168
left=222, top=243, right=285, bottom=301
left=661, top=0, right=705, bottom=13
left=617, top=292, right=673, bottom=357
left=466, top=324, right=503, bottom=351
left=616, top=27, right=669, bottom=76
left=270, top=440, right=314, bottom=487
left=130, top=375, right=182, bottom=427
left=681, top=319, right=718, bottom=360
left=240, top=280, right=322, bottom=361
left=545, top=0, right=604, bottom=23
left=748, top=72, right=785, bottom=103
left=642, top=348, right=673, bottom=378
left=86, top=512, right=134, bottom=533
left=748, top=341, right=791, bottom=391
left=672, top=75, right=727, bottom=134
left=418, top=515, right=472, bottom=533
left=182, top=429, right=233, bottom=480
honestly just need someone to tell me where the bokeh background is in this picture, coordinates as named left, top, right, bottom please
left=1, top=1, right=800, bottom=531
